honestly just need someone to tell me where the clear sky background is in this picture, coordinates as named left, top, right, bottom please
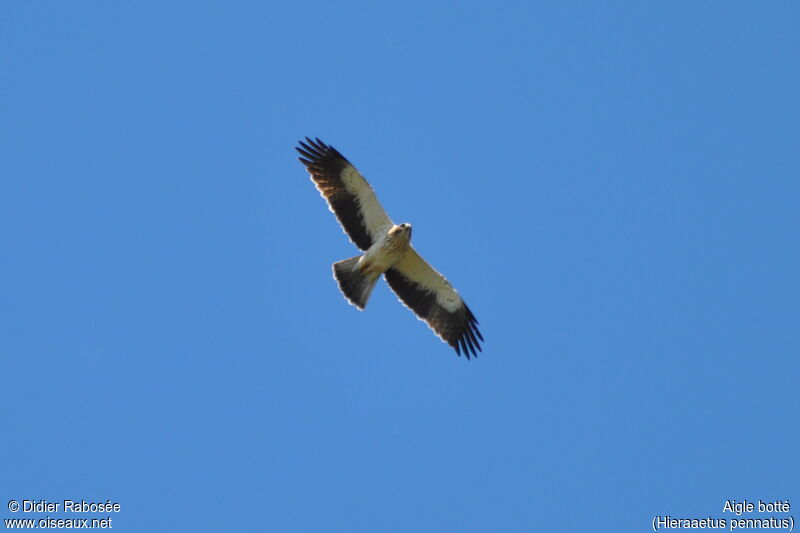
left=2, top=2, right=798, bottom=532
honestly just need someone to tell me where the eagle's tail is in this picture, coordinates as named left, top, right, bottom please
left=332, top=255, right=380, bottom=310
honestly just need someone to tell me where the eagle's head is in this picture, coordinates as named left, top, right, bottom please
left=398, top=222, right=412, bottom=239
left=390, top=223, right=413, bottom=242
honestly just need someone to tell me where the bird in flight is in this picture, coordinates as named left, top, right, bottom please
left=296, top=138, right=483, bottom=359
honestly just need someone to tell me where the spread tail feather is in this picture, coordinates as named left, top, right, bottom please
left=332, top=255, right=380, bottom=310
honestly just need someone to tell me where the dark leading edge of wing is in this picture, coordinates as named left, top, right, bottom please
left=296, top=137, right=374, bottom=251
left=384, top=269, right=484, bottom=359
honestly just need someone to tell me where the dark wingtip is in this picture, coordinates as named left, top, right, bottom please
left=454, top=336, right=473, bottom=360
left=296, top=137, right=346, bottom=166
left=297, top=137, right=323, bottom=152
left=461, top=311, right=483, bottom=359
left=463, top=328, right=476, bottom=356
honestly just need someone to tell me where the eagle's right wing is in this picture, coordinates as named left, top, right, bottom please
left=385, top=247, right=483, bottom=359
left=296, top=138, right=393, bottom=251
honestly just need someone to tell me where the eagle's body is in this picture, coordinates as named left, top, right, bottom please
left=296, top=138, right=483, bottom=358
left=359, top=223, right=412, bottom=276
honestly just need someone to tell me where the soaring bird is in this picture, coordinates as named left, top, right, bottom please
left=296, top=138, right=483, bottom=359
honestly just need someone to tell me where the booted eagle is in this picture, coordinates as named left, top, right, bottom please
left=296, top=137, right=483, bottom=359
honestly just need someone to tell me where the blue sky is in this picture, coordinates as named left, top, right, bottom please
left=2, top=2, right=798, bottom=531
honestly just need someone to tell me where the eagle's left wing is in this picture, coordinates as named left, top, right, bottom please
left=296, top=138, right=393, bottom=251
left=385, top=247, right=483, bottom=359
